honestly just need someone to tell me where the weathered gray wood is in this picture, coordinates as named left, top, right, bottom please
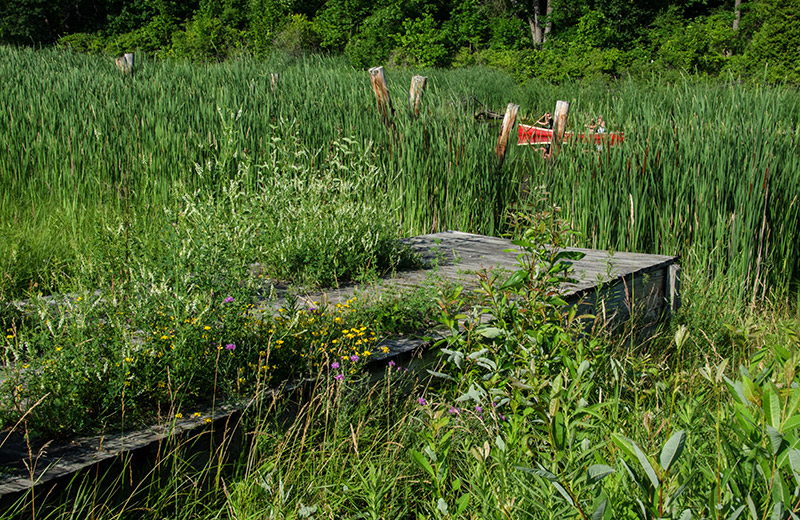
left=115, top=53, right=135, bottom=75
left=495, top=103, right=519, bottom=167
left=0, top=230, right=679, bottom=501
left=368, top=66, right=394, bottom=128
left=409, top=75, right=427, bottom=118
left=551, top=100, right=570, bottom=155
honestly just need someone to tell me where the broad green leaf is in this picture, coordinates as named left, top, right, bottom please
left=764, top=384, right=782, bottom=430
left=553, top=482, right=575, bottom=506
left=725, top=377, right=748, bottom=406
left=426, top=370, right=454, bottom=381
left=591, top=499, right=608, bottom=520
left=679, top=509, right=692, bottom=520
left=742, top=376, right=760, bottom=406
left=789, top=449, right=800, bottom=485
left=500, top=270, right=527, bottom=290
left=553, top=250, right=586, bottom=262
left=659, top=430, right=686, bottom=472
left=455, top=493, right=470, bottom=516
left=771, top=502, right=783, bottom=520
left=586, top=464, right=615, bottom=485
left=515, top=465, right=558, bottom=481
left=767, top=425, right=784, bottom=455
left=782, top=415, right=800, bottom=432
left=479, top=327, right=503, bottom=339
left=553, top=412, right=567, bottom=451
left=632, top=441, right=660, bottom=489
left=728, top=504, right=746, bottom=520
left=611, top=433, right=637, bottom=462
left=620, top=459, right=648, bottom=495
left=409, top=449, right=435, bottom=480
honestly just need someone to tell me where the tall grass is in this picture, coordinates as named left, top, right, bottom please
left=1, top=46, right=798, bottom=307
left=529, top=78, right=800, bottom=306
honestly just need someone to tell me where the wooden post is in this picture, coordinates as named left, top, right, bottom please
left=124, top=53, right=135, bottom=72
left=495, top=103, right=519, bottom=167
left=270, top=73, right=279, bottom=91
left=369, top=66, right=394, bottom=127
left=408, top=75, right=427, bottom=119
left=550, top=100, right=570, bottom=155
left=116, top=53, right=135, bottom=75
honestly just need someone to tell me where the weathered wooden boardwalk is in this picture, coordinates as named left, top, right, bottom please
left=0, top=231, right=679, bottom=500
left=294, top=231, right=680, bottom=330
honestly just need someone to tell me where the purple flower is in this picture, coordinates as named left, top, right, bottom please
left=388, top=360, right=396, bottom=367
left=475, top=405, right=483, bottom=413
left=417, top=397, right=427, bottom=405
left=350, top=355, right=359, bottom=362
left=334, top=374, right=344, bottom=381
left=225, top=343, right=236, bottom=350
left=331, top=362, right=340, bottom=369
left=498, top=413, right=506, bottom=421
left=224, top=297, right=235, bottom=303
left=448, top=407, right=460, bottom=415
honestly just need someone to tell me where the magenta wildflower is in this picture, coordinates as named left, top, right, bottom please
left=350, top=355, right=359, bottom=362
left=417, top=397, right=427, bottom=405
left=475, top=405, right=483, bottom=413
left=498, top=413, right=506, bottom=421
left=388, top=360, right=396, bottom=367
left=334, top=374, right=344, bottom=381
left=225, top=343, right=236, bottom=350
left=448, top=406, right=460, bottom=415
left=331, top=362, right=340, bottom=369
left=224, top=296, right=235, bottom=303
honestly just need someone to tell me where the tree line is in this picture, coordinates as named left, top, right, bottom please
left=1, top=0, right=798, bottom=82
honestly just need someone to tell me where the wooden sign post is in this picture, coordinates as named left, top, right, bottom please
left=409, top=75, right=427, bottom=119
left=550, top=100, right=570, bottom=156
left=495, top=103, right=519, bottom=168
left=369, top=66, right=394, bottom=128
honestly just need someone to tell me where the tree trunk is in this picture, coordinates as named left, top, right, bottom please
left=528, top=0, right=544, bottom=47
left=733, top=0, right=742, bottom=30
left=544, top=0, right=553, bottom=41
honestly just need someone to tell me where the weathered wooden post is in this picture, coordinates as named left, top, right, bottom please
left=495, top=103, right=519, bottom=168
left=550, top=100, right=570, bottom=155
left=408, top=75, right=427, bottom=119
left=270, top=73, right=279, bottom=91
left=369, top=66, right=394, bottom=128
left=115, top=53, right=135, bottom=75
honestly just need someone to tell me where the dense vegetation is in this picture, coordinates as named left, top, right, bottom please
left=2, top=0, right=800, bottom=82
left=1, top=39, right=799, bottom=519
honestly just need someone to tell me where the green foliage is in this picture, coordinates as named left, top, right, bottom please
left=272, top=13, right=320, bottom=56
left=392, top=13, right=450, bottom=68
left=742, top=0, right=800, bottom=83
left=171, top=11, right=244, bottom=60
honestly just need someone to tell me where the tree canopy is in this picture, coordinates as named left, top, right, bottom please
left=1, top=0, right=798, bottom=82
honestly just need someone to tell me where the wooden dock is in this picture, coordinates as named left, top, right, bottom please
left=295, top=231, right=680, bottom=331
left=0, top=231, right=679, bottom=501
